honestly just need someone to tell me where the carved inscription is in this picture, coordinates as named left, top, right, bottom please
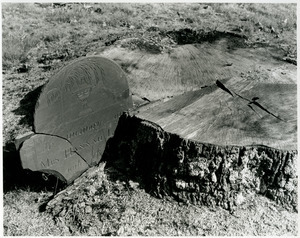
left=92, top=145, right=103, bottom=161
left=64, top=128, right=111, bottom=160
left=67, top=159, right=84, bottom=174
left=47, top=88, right=61, bottom=106
left=20, top=134, right=89, bottom=183
left=40, top=157, right=60, bottom=169
left=20, top=56, right=133, bottom=183
left=63, top=66, right=105, bottom=93
left=66, top=111, right=122, bottom=140
left=67, top=120, right=103, bottom=140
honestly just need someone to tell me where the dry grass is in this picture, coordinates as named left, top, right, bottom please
left=3, top=189, right=71, bottom=236
left=2, top=3, right=296, bottom=70
left=2, top=2, right=297, bottom=236
left=3, top=179, right=298, bottom=236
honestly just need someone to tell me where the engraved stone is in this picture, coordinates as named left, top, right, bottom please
left=20, top=134, right=89, bottom=183
left=19, top=56, right=132, bottom=183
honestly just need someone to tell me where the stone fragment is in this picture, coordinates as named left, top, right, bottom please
left=20, top=134, right=89, bottom=183
left=235, top=192, right=245, bottom=205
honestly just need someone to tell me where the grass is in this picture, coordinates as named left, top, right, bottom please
left=2, top=3, right=296, bottom=71
left=3, top=189, right=71, bottom=236
left=2, top=2, right=297, bottom=236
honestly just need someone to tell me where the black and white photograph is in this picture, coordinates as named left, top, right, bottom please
left=1, top=1, right=298, bottom=236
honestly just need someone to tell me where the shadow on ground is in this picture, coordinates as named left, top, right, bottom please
left=3, top=142, right=66, bottom=194
left=3, top=84, right=68, bottom=194
left=12, top=85, right=44, bottom=130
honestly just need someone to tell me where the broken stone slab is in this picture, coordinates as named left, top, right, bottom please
left=20, top=134, right=89, bottom=183
left=17, top=56, right=132, bottom=183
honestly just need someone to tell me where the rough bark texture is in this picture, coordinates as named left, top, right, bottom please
left=104, top=113, right=297, bottom=212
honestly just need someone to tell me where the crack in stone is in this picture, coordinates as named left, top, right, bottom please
left=33, top=132, right=92, bottom=168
